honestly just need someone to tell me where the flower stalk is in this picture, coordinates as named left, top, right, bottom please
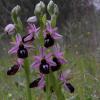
left=24, top=58, right=32, bottom=100
left=49, top=72, right=65, bottom=100
left=45, top=75, right=51, bottom=100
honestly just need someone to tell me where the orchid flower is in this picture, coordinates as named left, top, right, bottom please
left=22, top=24, right=40, bottom=43
left=30, top=74, right=54, bottom=92
left=51, top=44, right=68, bottom=71
left=43, top=22, right=62, bottom=48
left=8, top=34, right=31, bottom=58
left=60, top=70, right=74, bottom=93
left=30, top=74, right=45, bottom=90
left=31, top=47, right=56, bottom=74
left=7, top=58, right=24, bottom=75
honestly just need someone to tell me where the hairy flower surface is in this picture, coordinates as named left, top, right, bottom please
left=31, top=47, right=56, bottom=74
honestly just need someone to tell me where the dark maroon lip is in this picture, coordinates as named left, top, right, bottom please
left=44, top=34, right=54, bottom=48
left=17, top=45, right=28, bottom=59
left=39, top=59, right=50, bottom=74
left=7, top=64, right=19, bottom=75
left=29, top=78, right=41, bottom=88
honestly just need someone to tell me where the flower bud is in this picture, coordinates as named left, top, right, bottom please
left=27, top=16, right=37, bottom=23
left=11, top=5, right=21, bottom=15
left=47, top=0, right=55, bottom=15
left=51, top=14, right=57, bottom=27
left=39, top=1, right=45, bottom=10
left=4, top=24, right=15, bottom=35
left=34, top=1, right=45, bottom=17
left=54, top=4, right=59, bottom=15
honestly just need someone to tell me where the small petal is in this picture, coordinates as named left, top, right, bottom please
left=51, top=32, right=62, bottom=40
left=35, top=27, right=40, bottom=37
left=24, top=44, right=33, bottom=48
left=54, top=52, right=63, bottom=58
left=45, top=53, right=52, bottom=59
left=59, top=72, right=65, bottom=81
left=31, top=61, right=40, bottom=68
left=61, top=69, right=72, bottom=81
left=40, top=47, right=46, bottom=57
left=16, top=34, right=22, bottom=44
left=43, top=31, right=47, bottom=37
left=46, top=22, right=51, bottom=31
left=53, top=44, right=60, bottom=53
left=59, top=58, right=68, bottom=64
left=8, top=46, right=18, bottom=54
left=47, top=59, right=56, bottom=66
left=34, top=56, right=41, bottom=61
left=23, top=33, right=33, bottom=42
left=38, top=76, right=45, bottom=89
left=17, top=58, right=24, bottom=65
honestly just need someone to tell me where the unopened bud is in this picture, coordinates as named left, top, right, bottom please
left=40, top=1, right=45, bottom=10
left=54, top=4, right=59, bottom=15
left=47, top=0, right=55, bottom=15
left=4, top=24, right=15, bottom=35
left=11, top=5, right=21, bottom=15
left=27, top=16, right=37, bottom=23
left=34, top=1, right=45, bottom=16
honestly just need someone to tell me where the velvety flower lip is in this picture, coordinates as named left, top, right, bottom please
left=63, top=82, right=74, bottom=93
left=30, top=78, right=41, bottom=88
left=7, top=64, right=19, bottom=75
left=7, top=58, right=24, bottom=76
left=52, top=44, right=68, bottom=65
left=8, top=34, right=32, bottom=54
left=31, top=47, right=56, bottom=69
left=43, top=22, right=62, bottom=40
left=29, top=74, right=45, bottom=89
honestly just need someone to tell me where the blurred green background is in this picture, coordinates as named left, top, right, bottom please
left=0, top=0, right=100, bottom=100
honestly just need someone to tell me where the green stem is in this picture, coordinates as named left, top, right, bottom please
left=24, top=58, right=32, bottom=100
left=45, top=75, right=51, bottom=100
left=50, top=72, right=65, bottom=100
